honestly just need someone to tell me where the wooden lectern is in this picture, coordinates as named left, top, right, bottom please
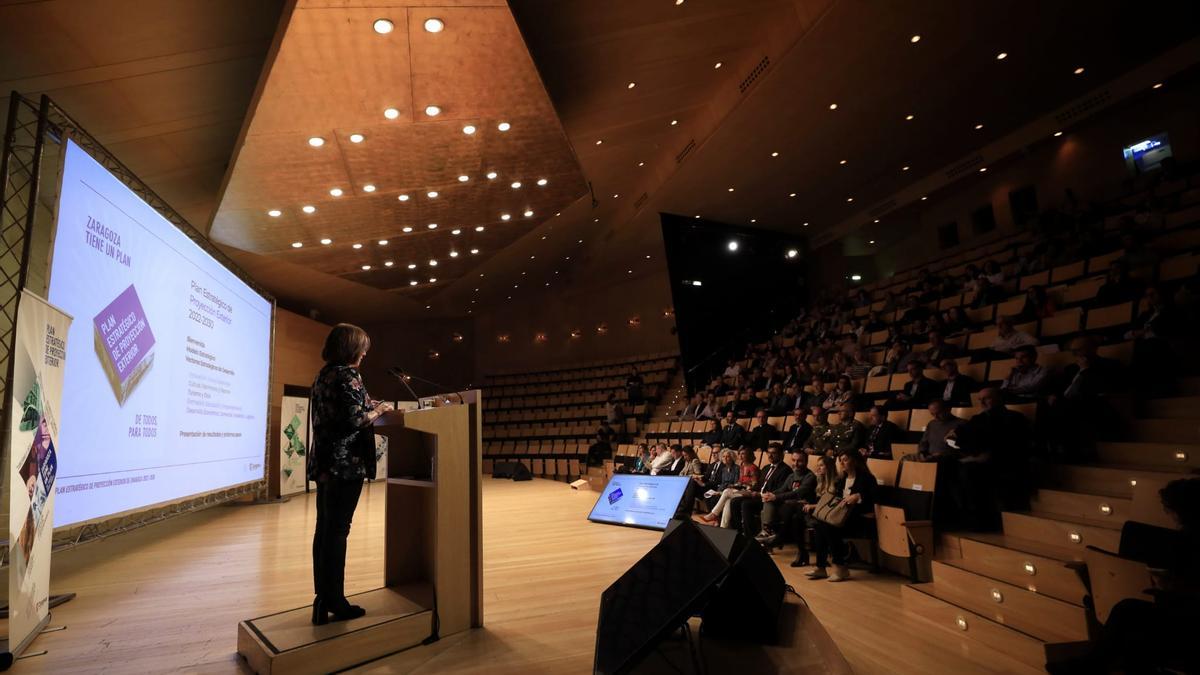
left=237, top=392, right=483, bottom=674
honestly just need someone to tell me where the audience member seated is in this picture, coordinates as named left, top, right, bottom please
left=655, top=444, right=686, bottom=475
left=766, top=383, right=792, bottom=415
left=702, top=447, right=760, bottom=528
left=589, top=420, right=616, bottom=466
left=781, top=409, right=813, bottom=452
left=1043, top=335, right=1125, bottom=460
left=754, top=447, right=817, bottom=546
left=605, top=394, right=625, bottom=426
left=804, top=405, right=836, bottom=456
left=718, top=411, right=748, bottom=449
left=632, top=443, right=651, bottom=474
left=863, top=404, right=902, bottom=459
left=913, top=399, right=964, bottom=462
left=701, top=448, right=740, bottom=511
left=893, top=361, right=939, bottom=410
left=803, top=375, right=828, bottom=409
left=990, top=315, right=1038, bottom=354
left=971, top=275, right=1007, bottom=308
left=947, top=387, right=1034, bottom=530
left=625, top=367, right=644, bottom=407
left=698, top=393, right=720, bottom=420
left=1094, top=260, right=1137, bottom=307
left=679, top=393, right=704, bottom=420
left=649, top=443, right=674, bottom=475
left=1018, top=284, right=1057, bottom=321
left=922, top=329, right=962, bottom=364
left=746, top=409, right=778, bottom=453
left=805, top=451, right=878, bottom=582
left=735, top=445, right=793, bottom=537
left=938, top=357, right=979, bottom=407
left=832, top=402, right=868, bottom=455
left=1001, top=344, right=1050, bottom=401
left=1129, top=284, right=1183, bottom=396
left=822, top=375, right=855, bottom=411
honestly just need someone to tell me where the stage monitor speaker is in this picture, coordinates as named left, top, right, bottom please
left=491, top=462, right=532, bottom=481
left=594, top=519, right=729, bottom=675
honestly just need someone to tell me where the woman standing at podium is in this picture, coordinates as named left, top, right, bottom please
left=309, top=323, right=394, bottom=624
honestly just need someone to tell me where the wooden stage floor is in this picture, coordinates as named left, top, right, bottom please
left=16, top=479, right=1041, bottom=674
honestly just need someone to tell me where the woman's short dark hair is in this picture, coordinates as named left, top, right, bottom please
left=322, top=323, right=371, bottom=365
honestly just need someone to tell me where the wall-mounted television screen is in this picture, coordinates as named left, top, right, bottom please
left=1123, top=132, right=1172, bottom=175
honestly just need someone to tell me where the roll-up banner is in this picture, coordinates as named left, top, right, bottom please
left=6, top=290, right=73, bottom=656
left=279, top=386, right=310, bottom=496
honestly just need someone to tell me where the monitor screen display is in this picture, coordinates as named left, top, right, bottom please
left=1123, top=132, right=1172, bottom=175
left=588, top=474, right=691, bottom=530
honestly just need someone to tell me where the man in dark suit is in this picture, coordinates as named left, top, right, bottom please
left=656, top=445, right=686, bottom=476
left=719, top=411, right=747, bottom=449
left=922, top=329, right=963, bottom=365
left=938, top=358, right=979, bottom=408
left=736, top=444, right=792, bottom=537
left=862, top=405, right=902, bottom=459
left=745, top=409, right=777, bottom=453
left=893, top=361, right=939, bottom=409
left=781, top=409, right=813, bottom=452
left=948, top=388, right=1033, bottom=530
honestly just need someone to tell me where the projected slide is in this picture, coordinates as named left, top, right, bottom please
left=47, top=140, right=272, bottom=527
left=588, top=474, right=691, bottom=530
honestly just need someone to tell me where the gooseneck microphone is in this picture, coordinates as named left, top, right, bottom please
left=386, top=367, right=424, bottom=409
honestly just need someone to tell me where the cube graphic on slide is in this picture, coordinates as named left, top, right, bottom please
left=94, top=284, right=156, bottom=405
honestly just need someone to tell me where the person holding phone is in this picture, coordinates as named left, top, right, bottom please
left=309, top=323, right=395, bottom=625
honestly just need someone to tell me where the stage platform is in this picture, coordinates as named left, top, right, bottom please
left=24, top=479, right=1042, bottom=674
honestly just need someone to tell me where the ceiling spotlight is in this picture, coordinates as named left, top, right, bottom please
left=1073, top=66, right=1085, bottom=75
left=902, top=165, right=910, bottom=171
left=921, top=196, right=928, bottom=200
left=1054, top=131, right=1063, bottom=137
left=402, top=226, right=413, bottom=233
left=786, top=249, right=798, bottom=258
left=727, top=187, right=735, bottom=192
left=320, top=238, right=332, bottom=245
left=373, top=18, right=394, bottom=34
left=384, top=261, right=394, bottom=267
left=524, top=210, right=534, bottom=217
left=427, top=223, right=438, bottom=229
left=498, top=122, right=511, bottom=131
left=846, top=197, right=854, bottom=203
left=789, top=192, right=797, bottom=198
left=330, top=188, right=343, bottom=197
left=974, top=123, right=984, bottom=130
left=429, top=277, right=437, bottom=283
left=595, top=139, right=603, bottom=145
left=291, top=241, right=302, bottom=248
left=362, top=265, right=372, bottom=271
left=501, top=214, right=511, bottom=221
left=670, top=119, right=678, bottom=126
left=537, top=178, right=548, bottom=186
left=874, top=219, right=880, bottom=223
left=676, top=0, right=684, bottom=4
left=750, top=218, right=757, bottom=223
left=839, top=159, right=847, bottom=165
left=352, top=243, right=363, bottom=249
left=458, top=175, right=469, bottom=182
left=486, top=171, right=498, bottom=180
left=378, top=239, right=389, bottom=245
left=449, top=251, right=459, bottom=257
left=637, top=162, right=645, bottom=167
left=910, top=34, right=921, bottom=43
left=398, top=194, right=409, bottom=201
left=429, top=260, right=438, bottom=266
left=869, top=240, right=876, bottom=244
left=424, top=105, right=441, bottom=117
left=410, top=280, right=418, bottom=286
left=727, top=240, right=739, bottom=252
left=475, top=226, right=485, bottom=232
left=979, top=167, right=988, bottom=172
left=612, top=194, right=619, bottom=199
left=349, top=133, right=364, bottom=143
left=829, top=103, right=838, bottom=110
left=627, top=82, right=636, bottom=89
left=363, top=184, right=376, bottom=192
left=850, top=274, right=862, bottom=281
left=771, top=151, right=780, bottom=157
left=905, top=114, right=915, bottom=121
left=996, top=51, right=1008, bottom=60
left=1152, top=82, right=1163, bottom=89
left=451, top=228, right=462, bottom=235
left=714, top=61, right=723, bottom=69
left=424, top=17, right=445, bottom=33
left=511, top=181, right=522, bottom=189
left=408, top=264, right=417, bottom=269
left=463, top=125, right=476, bottom=135
left=427, top=191, right=438, bottom=198
left=803, top=222, right=809, bottom=227
left=308, top=136, right=325, bottom=147
left=384, top=107, right=400, bottom=120
left=267, top=209, right=282, bottom=217
left=302, top=205, right=316, bottom=214
left=470, top=248, right=479, bottom=254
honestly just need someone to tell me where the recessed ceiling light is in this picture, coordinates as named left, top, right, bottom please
left=869, top=240, right=876, bottom=244
left=352, top=243, right=363, bottom=249
left=427, top=191, right=438, bottom=198
left=373, top=18, right=394, bottom=34
left=408, top=263, right=417, bottom=269
left=429, top=260, right=438, bottom=266
left=349, top=133, right=364, bottom=143
left=727, top=187, right=735, bottom=192
left=750, top=218, right=757, bottom=223
left=714, top=61, right=723, bottom=69
left=637, top=161, right=645, bottom=167
left=486, top=171, right=498, bottom=180
left=902, top=165, right=910, bottom=171
left=839, top=159, right=847, bottom=165
left=537, top=178, right=548, bottom=186
left=675, top=0, right=684, bottom=4
left=409, top=280, right=418, bottom=286
left=424, top=17, right=445, bottom=33
left=402, top=226, right=413, bottom=233
left=449, top=251, right=459, bottom=257
left=427, top=223, right=438, bottom=229
left=501, top=214, right=511, bottom=221
left=873, top=219, right=880, bottom=223
left=979, top=167, right=988, bottom=172
left=302, top=205, right=316, bottom=214
left=320, top=238, right=332, bottom=245
left=475, top=226, right=485, bottom=232
left=1152, top=82, right=1163, bottom=89
left=627, top=82, right=636, bottom=89
left=996, top=51, right=1008, bottom=60
left=789, top=192, right=796, bottom=198
left=462, top=125, right=476, bottom=135
left=429, top=278, right=437, bottom=283
left=727, top=240, right=739, bottom=252
left=612, top=194, right=619, bottom=199
left=846, top=197, right=854, bottom=203
left=267, top=209, right=282, bottom=217
left=595, top=139, right=603, bottom=145
left=398, top=194, right=409, bottom=202
left=803, top=222, right=809, bottom=226
left=524, top=210, right=534, bottom=217
left=771, top=151, right=779, bottom=157
left=384, top=261, right=394, bottom=267
left=910, top=34, right=921, bottom=43
left=362, top=265, right=372, bottom=271
left=308, top=136, right=325, bottom=147
left=378, top=239, right=389, bottom=245
left=1073, top=66, right=1085, bottom=75
left=850, top=274, right=862, bottom=281
left=329, top=188, right=343, bottom=197
left=670, top=119, right=678, bottom=126
left=384, top=107, right=400, bottom=120
left=498, top=122, right=511, bottom=132
left=787, top=249, right=798, bottom=258
left=829, top=103, right=838, bottom=110
left=458, top=175, right=469, bottom=182
left=920, top=196, right=928, bottom=201
left=451, top=228, right=462, bottom=235
left=974, top=123, right=984, bottom=130
left=424, top=105, right=441, bottom=117
left=905, top=114, right=915, bottom=121
left=363, top=184, right=376, bottom=192
left=511, top=181, right=522, bottom=189
left=1054, top=131, right=1063, bottom=137
left=291, top=241, right=302, bottom=248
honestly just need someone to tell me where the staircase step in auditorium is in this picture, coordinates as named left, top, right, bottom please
left=1096, top=441, right=1200, bottom=470
left=1029, top=488, right=1132, bottom=523
left=1125, top=418, right=1200, bottom=445
left=1000, top=511, right=1122, bottom=556
left=899, top=584, right=1049, bottom=669
left=1042, top=463, right=1188, bottom=499
left=1143, top=396, right=1200, bottom=420
left=947, top=533, right=1087, bottom=604
left=923, top=561, right=1089, bottom=642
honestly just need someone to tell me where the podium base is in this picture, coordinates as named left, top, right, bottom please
left=237, top=584, right=432, bottom=675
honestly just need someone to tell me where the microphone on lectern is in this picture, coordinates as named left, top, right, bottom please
left=386, top=366, right=424, bottom=409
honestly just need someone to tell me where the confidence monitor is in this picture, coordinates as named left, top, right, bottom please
left=46, top=139, right=272, bottom=527
left=587, top=474, right=691, bottom=530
